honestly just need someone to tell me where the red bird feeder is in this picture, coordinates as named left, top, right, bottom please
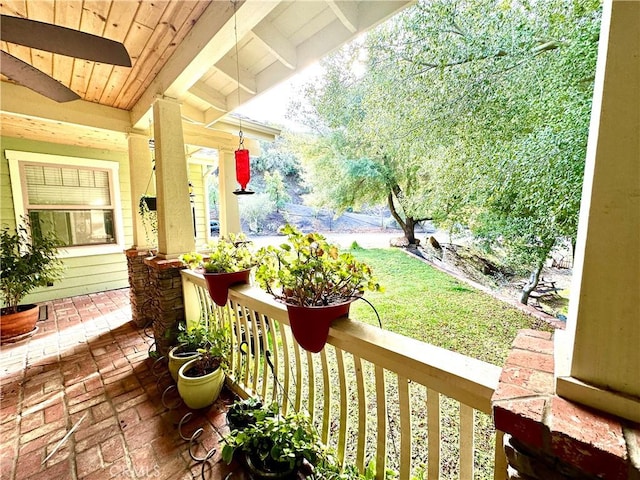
left=233, top=147, right=254, bottom=195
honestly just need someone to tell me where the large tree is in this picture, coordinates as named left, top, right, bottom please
left=294, top=0, right=600, bottom=303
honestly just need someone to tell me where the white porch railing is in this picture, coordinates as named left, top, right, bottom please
left=181, top=269, right=507, bottom=480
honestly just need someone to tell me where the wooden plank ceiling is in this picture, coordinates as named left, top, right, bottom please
left=0, top=0, right=413, bottom=150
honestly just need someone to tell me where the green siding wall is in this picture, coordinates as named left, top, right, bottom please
left=1, top=136, right=132, bottom=304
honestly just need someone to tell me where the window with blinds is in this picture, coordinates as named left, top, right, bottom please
left=23, top=163, right=116, bottom=247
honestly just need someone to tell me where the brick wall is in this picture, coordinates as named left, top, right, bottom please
left=492, top=330, right=640, bottom=480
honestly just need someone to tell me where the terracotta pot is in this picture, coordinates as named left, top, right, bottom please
left=285, top=299, right=354, bottom=353
left=0, top=304, right=39, bottom=341
left=203, top=269, right=251, bottom=307
left=177, top=358, right=225, bottom=409
left=168, top=345, right=199, bottom=382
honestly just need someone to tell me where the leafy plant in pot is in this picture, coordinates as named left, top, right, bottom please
left=177, top=322, right=231, bottom=409
left=255, top=224, right=382, bottom=353
left=168, top=320, right=211, bottom=382
left=180, top=233, right=256, bottom=307
left=221, top=410, right=331, bottom=479
left=0, top=219, right=63, bottom=342
left=226, top=397, right=279, bottom=431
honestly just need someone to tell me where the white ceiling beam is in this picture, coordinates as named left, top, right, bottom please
left=251, top=21, right=297, bottom=70
left=0, top=81, right=131, bottom=132
left=327, top=1, right=359, bottom=33
left=204, top=108, right=226, bottom=128
left=180, top=103, right=206, bottom=125
left=215, top=57, right=258, bottom=95
left=182, top=122, right=237, bottom=150
left=131, top=0, right=280, bottom=129
left=188, top=81, right=228, bottom=112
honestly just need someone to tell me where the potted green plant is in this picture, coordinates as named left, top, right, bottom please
left=180, top=233, right=256, bottom=307
left=176, top=322, right=231, bottom=409
left=168, top=320, right=209, bottom=381
left=226, top=397, right=279, bottom=431
left=0, top=219, right=63, bottom=342
left=255, top=224, right=382, bottom=353
left=221, top=410, right=330, bottom=479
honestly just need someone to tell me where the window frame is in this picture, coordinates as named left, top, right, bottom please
left=6, top=150, right=125, bottom=258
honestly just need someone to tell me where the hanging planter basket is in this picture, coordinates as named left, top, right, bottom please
left=285, top=299, right=355, bottom=353
left=139, top=195, right=157, bottom=211
left=203, top=269, right=251, bottom=307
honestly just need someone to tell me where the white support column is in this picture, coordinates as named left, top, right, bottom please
left=218, top=148, right=242, bottom=236
left=152, top=97, right=196, bottom=258
left=556, top=0, right=640, bottom=423
left=128, top=131, right=154, bottom=249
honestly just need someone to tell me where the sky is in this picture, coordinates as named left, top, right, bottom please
left=235, top=63, right=323, bottom=130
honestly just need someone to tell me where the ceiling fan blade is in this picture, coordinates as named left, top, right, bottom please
left=1, top=51, right=80, bottom=102
left=0, top=14, right=131, bottom=67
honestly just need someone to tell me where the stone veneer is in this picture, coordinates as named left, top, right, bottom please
left=142, top=256, right=186, bottom=357
left=492, top=329, right=640, bottom=480
left=125, top=248, right=154, bottom=328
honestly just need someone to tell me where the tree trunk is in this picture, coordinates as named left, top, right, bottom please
left=519, top=263, right=543, bottom=305
left=387, top=191, right=417, bottom=244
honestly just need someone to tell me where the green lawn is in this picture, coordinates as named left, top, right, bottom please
left=349, top=247, right=554, bottom=366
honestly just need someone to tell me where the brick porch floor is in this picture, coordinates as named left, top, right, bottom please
left=0, top=288, right=240, bottom=480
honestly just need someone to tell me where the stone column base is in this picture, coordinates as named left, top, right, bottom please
left=144, top=256, right=185, bottom=357
left=125, top=248, right=154, bottom=328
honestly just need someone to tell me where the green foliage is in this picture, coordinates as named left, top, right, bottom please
left=0, top=218, right=64, bottom=312
left=221, top=410, right=328, bottom=471
left=255, top=224, right=382, bottom=307
left=238, top=193, right=276, bottom=233
left=180, top=320, right=231, bottom=375
left=292, top=0, right=600, bottom=272
left=252, top=137, right=301, bottom=178
left=226, top=398, right=279, bottom=430
left=180, top=233, right=255, bottom=273
left=264, top=171, right=291, bottom=212
left=176, top=321, right=214, bottom=352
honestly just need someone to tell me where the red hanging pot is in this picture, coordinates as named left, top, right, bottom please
left=203, top=269, right=251, bottom=307
left=285, top=299, right=355, bottom=353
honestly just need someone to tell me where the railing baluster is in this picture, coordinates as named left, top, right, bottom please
left=307, top=349, right=316, bottom=423
left=229, top=302, right=243, bottom=381
left=460, top=403, right=474, bottom=479
left=494, top=430, right=507, bottom=480
left=320, top=348, right=331, bottom=445
left=335, top=347, right=348, bottom=465
left=238, top=306, right=251, bottom=388
left=257, top=313, right=269, bottom=400
left=292, top=339, right=303, bottom=412
left=279, top=322, right=291, bottom=415
left=353, top=355, right=367, bottom=473
left=427, top=388, right=441, bottom=480
left=248, top=309, right=260, bottom=393
left=266, top=315, right=280, bottom=406
left=398, top=375, right=411, bottom=480
left=375, top=365, right=387, bottom=480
